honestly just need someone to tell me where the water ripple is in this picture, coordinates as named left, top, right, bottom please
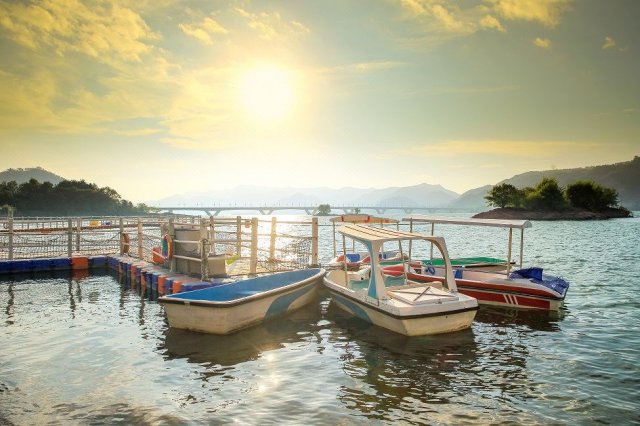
left=2, top=216, right=640, bottom=423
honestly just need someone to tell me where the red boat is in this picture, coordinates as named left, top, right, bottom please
left=391, top=215, right=570, bottom=311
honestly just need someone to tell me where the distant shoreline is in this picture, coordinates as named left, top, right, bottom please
left=472, top=207, right=633, bottom=221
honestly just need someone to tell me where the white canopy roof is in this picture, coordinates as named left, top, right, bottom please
left=403, top=215, right=532, bottom=229
left=338, top=223, right=436, bottom=243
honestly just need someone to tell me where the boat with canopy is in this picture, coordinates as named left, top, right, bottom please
left=323, top=224, right=478, bottom=336
left=392, top=215, right=570, bottom=311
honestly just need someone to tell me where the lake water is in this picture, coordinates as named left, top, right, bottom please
left=1, top=215, right=640, bottom=424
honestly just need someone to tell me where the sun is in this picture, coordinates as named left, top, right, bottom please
left=238, top=66, right=295, bottom=121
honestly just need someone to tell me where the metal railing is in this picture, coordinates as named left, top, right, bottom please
left=1, top=215, right=319, bottom=280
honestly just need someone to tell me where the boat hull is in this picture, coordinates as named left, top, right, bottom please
left=330, top=293, right=477, bottom=336
left=324, top=274, right=478, bottom=337
left=392, top=271, right=566, bottom=311
left=457, top=285, right=563, bottom=310
left=160, top=269, right=324, bottom=334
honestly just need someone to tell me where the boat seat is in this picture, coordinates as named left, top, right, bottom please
left=407, top=279, right=443, bottom=290
left=348, top=280, right=368, bottom=291
left=388, top=285, right=457, bottom=305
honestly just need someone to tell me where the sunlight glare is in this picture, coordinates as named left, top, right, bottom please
left=238, top=66, right=295, bottom=121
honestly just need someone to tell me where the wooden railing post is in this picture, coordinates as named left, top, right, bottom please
left=209, top=216, right=216, bottom=255
left=311, top=216, right=318, bottom=266
left=269, top=217, right=277, bottom=261
left=250, top=217, right=258, bottom=275
left=137, top=217, right=143, bottom=259
left=200, top=218, right=209, bottom=281
left=236, top=216, right=242, bottom=256
left=67, top=219, right=73, bottom=257
left=119, top=218, right=124, bottom=255
left=8, top=218, right=13, bottom=260
left=75, top=218, right=81, bottom=252
left=168, top=218, right=176, bottom=272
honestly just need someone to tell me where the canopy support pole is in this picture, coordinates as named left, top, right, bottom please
left=519, top=228, right=524, bottom=269
left=506, top=227, right=513, bottom=276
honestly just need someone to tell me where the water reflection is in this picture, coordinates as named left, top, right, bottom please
left=67, top=280, right=76, bottom=318
left=323, top=298, right=568, bottom=423
left=326, top=303, right=481, bottom=418
left=5, top=283, right=14, bottom=325
left=47, top=402, right=184, bottom=425
left=474, top=306, right=565, bottom=332
left=161, top=307, right=321, bottom=366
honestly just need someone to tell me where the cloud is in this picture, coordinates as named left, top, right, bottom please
left=320, top=61, right=405, bottom=75
left=385, top=140, right=601, bottom=159
left=431, top=84, right=520, bottom=94
left=179, top=17, right=227, bottom=45
left=160, top=137, right=229, bottom=150
left=394, top=0, right=571, bottom=46
left=0, top=0, right=159, bottom=68
left=487, top=0, right=571, bottom=27
left=235, top=7, right=309, bottom=40
left=479, top=15, right=506, bottom=32
left=602, top=36, right=616, bottom=49
left=533, top=37, right=551, bottom=49
left=396, top=0, right=477, bottom=39
left=0, top=69, right=57, bottom=133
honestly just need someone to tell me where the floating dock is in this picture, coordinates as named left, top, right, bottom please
left=0, top=254, right=225, bottom=296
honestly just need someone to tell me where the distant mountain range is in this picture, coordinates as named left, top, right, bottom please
left=150, top=183, right=460, bottom=208
left=3, top=156, right=638, bottom=210
left=0, top=167, right=65, bottom=185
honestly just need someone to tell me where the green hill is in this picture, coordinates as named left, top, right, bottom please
left=450, top=156, right=640, bottom=210
left=0, top=167, right=65, bottom=184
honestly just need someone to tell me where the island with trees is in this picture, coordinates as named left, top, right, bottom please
left=474, top=178, right=632, bottom=220
left=0, top=178, right=152, bottom=217
left=315, top=204, right=332, bottom=216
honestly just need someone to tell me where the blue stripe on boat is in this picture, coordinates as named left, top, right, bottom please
left=265, top=283, right=315, bottom=318
left=166, top=269, right=321, bottom=302
left=331, top=293, right=372, bottom=323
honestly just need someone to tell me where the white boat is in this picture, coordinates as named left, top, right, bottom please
left=158, top=268, right=325, bottom=334
left=323, top=224, right=478, bottom=336
left=399, top=215, right=570, bottom=311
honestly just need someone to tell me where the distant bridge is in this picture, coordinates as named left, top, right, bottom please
left=152, top=205, right=470, bottom=216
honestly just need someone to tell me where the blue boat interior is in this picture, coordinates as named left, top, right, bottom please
left=348, top=275, right=410, bottom=291
left=346, top=253, right=361, bottom=262
left=510, top=268, right=570, bottom=295
left=167, top=268, right=321, bottom=302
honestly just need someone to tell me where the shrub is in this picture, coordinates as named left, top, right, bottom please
left=565, top=180, right=618, bottom=211
left=317, top=204, right=331, bottom=215
left=485, top=183, right=519, bottom=208
left=522, top=178, right=567, bottom=210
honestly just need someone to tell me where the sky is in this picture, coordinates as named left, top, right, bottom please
left=1, top=0, right=639, bottom=203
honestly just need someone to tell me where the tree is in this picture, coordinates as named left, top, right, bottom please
left=523, top=177, right=567, bottom=210
left=565, top=180, right=618, bottom=211
left=317, top=204, right=331, bottom=215
left=0, top=178, right=150, bottom=216
left=485, top=183, right=520, bottom=208
left=0, top=181, right=18, bottom=206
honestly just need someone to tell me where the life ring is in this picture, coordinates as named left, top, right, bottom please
left=121, top=232, right=130, bottom=254
left=162, top=234, right=174, bottom=260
